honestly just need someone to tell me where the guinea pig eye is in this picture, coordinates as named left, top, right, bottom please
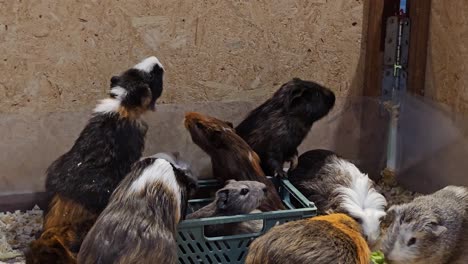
left=240, top=188, right=249, bottom=195
left=407, top=237, right=416, bottom=246
left=353, top=217, right=363, bottom=225
left=196, top=122, right=204, bottom=129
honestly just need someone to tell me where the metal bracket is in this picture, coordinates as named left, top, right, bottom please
left=381, top=16, right=411, bottom=102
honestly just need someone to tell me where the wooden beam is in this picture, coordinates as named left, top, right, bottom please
left=363, top=0, right=385, bottom=96
left=0, top=192, right=48, bottom=212
left=407, top=0, right=432, bottom=96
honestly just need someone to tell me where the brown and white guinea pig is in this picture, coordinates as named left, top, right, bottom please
left=26, top=56, right=164, bottom=264
left=288, top=149, right=387, bottom=248
left=381, top=185, right=468, bottom=264
left=184, top=112, right=285, bottom=212
left=77, top=152, right=197, bottom=264
left=236, top=78, right=335, bottom=178
left=187, top=179, right=267, bottom=236
left=246, top=213, right=370, bottom=264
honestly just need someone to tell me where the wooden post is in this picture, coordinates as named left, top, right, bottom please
left=407, top=0, right=432, bottom=96
left=363, top=0, right=385, bottom=97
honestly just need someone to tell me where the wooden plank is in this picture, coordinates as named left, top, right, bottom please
left=363, top=0, right=385, bottom=96
left=0, top=192, right=48, bottom=212
left=408, top=0, right=432, bottom=96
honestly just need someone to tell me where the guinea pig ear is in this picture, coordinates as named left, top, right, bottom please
left=224, top=179, right=236, bottom=185
left=225, top=121, right=234, bottom=128
left=425, top=221, right=447, bottom=237
left=382, top=205, right=399, bottom=225
left=288, top=88, right=306, bottom=110
left=110, top=75, right=120, bottom=86
left=171, top=151, right=181, bottom=160
left=216, top=189, right=230, bottom=209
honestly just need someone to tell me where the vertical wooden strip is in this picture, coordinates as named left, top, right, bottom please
left=407, top=0, right=432, bottom=95
left=363, top=0, right=385, bottom=96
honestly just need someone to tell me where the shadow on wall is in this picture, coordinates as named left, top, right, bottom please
left=1, top=96, right=465, bottom=198
left=1, top=98, right=363, bottom=196
left=396, top=94, right=468, bottom=193
left=325, top=0, right=391, bottom=181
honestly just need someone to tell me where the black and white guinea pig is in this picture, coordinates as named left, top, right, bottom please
left=26, top=57, right=164, bottom=264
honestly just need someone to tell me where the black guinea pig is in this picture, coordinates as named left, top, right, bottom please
left=236, top=78, right=335, bottom=178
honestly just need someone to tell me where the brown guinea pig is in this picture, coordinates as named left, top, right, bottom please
left=236, top=78, right=335, bottom=178
left=187, top=179, right=267, bottom=236
left=246, top=213, right=370, bottom=264
left=184, top=112, right=284, bottom=211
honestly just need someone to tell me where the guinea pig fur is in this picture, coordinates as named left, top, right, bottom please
left=184, top=112, right=285, bottom=212
left=78, top=153, right=197, bottom=264
left=236, top=78, right=336, bottom=178
left=25, top=221, right=94, bottom=264
left=245, top=213, right=370, bottom=264
left=288, top=149, right=387, bottom=248
left=28, top=56, right=164, bottom=264
left=381, top=185, right=468, bottom=264
left=186, top=179, right=267, bottom=236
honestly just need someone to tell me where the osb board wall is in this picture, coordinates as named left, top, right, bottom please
left=425, top=0, right=468, bottom=114
left=0, top=0, right=366, bottom=114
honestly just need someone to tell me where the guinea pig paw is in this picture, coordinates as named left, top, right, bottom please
left=275, top=170, right=288, bottom=178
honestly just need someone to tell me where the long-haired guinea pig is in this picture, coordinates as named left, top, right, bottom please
left=381, top=185, right=468, bottom=264
left=78, top=152, right=197, bottom=264
left=236, top=78, right=335, bottom=178
left=288, top=149, right=387, bottom=248
left=26, top=56, right=164, bottom=264
left=187, top=179, right=267, bottom=236
left=246, top=213, right=370, bottom=264
left=184, top=112, right=284, bottom=212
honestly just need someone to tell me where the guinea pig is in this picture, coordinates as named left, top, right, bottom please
left=77, top=152, right=197, bottom=264
left=184, top=112, right=285, bottom=212
left=381, top=185, right=468, bottom=264
left=25, top=222, right=94, bottom=264
left=288, top=149, right=387, bottom=248
left=27, top=56, right=164, bottom=264
left=245, top=213, right=370, bottom=264
left=236, top=78, right=336, bottom=178
left=187, top=179, right=267, bottom=236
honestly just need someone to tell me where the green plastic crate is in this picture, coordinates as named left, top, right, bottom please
left=177, top=177, right=317, bottom=264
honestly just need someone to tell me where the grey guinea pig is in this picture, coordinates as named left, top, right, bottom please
left=77, top=153, right=197, bottom=264
left=381, top=185, right=468, bottom=264
left=186, top=179, right=267, bottom=236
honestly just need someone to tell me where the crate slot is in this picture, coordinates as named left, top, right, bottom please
left=223, top=253, right=231, bottom=262
left=205, top=242, right=213, bottom=251
left=237, top=251, right=245, bottom=262
left=178, top=244, right=187, bottom=254
left=189, top=232, right=196, bottom=241
left=214, top=241, right=223, bottom=251
left=222, top=241, right=231, bottom=250
left=187, top=256, right=195, bottom=264
left=187, top=243, right=196, bottom=253
left=196, top=242, right=204, bottom=251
